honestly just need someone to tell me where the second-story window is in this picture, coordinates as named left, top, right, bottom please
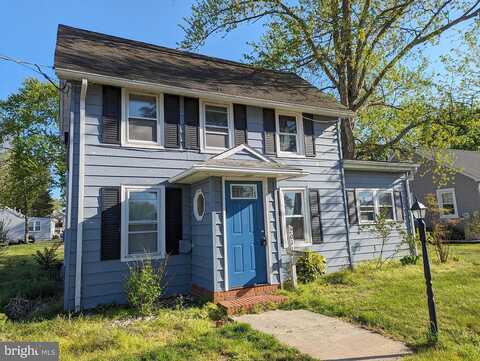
left=204, top=104, right=230, bottom=149
left=276, top=113, right=304, bottom=156
left=128, top=93, right=158, bottom=143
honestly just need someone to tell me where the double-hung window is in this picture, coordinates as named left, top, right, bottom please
left=356, top=189, right=396, bottom=224
left=436, top=188, right=458, bottom=219
left=28, top=221, right=41, bottom=232
left=276, top=114, right=304, bottom=156
left=127, top=93, right=159, bottom=143
left=280, top=189, right=310, bottom=246
left=122, top=186, right=165, bottom=260
left=204, top=104, right=231, bottom=149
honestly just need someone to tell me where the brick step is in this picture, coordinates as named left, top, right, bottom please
left=218, top=295, right=289, bottom=315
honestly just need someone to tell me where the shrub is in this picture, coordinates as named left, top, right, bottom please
left=34, top=242, right=62, bottom=272
left=296, top=251, right=326, bottom=283
left=400, top=255, right=420, bottom=265
left=125, top=258, right=166, bottom=315
left=4, top=297, right=33, bottom=320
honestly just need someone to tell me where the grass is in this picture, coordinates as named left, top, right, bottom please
left=0, top=243, right=313, bottom=361
left=280, top=244, right=480, bottom=361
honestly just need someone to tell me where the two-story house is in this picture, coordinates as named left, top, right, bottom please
left=55, top=25, right=418, bottom=311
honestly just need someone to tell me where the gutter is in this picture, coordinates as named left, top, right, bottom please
left=75, top=78, right=88, bottom=312
left=343, top=159, right=419, bottom=173
left=56, top=68, right=354, bottom=119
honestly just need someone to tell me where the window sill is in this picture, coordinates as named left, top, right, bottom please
left=122, top=141, right=164, bottom=150
left=276, top=153, right=306, bottom=159
left=439, top=215, right=459, bottom=220
left=121, top=253, right=165, bottom=262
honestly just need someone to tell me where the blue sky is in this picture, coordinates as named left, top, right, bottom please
left=0, top=1, right=468, bottom=199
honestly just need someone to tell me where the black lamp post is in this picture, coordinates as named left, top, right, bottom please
left=411, top=200, right=438, bottom=337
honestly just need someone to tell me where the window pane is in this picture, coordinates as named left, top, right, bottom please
left=286, top=217, right=305, bottom=241
left=378, top=191, right=393, bottom=207
left=231, top=185, right=257, bottom=199
left=443, top=204, right=455, bottom=215
left=206, top=132, right=228, bottom=148
left=196, top=193, right=205, bottom=219
left=279, top=134, right=297, bottom=152
left=129, top=94, right=156, bottom=118
left=129, top=118, right=156, bottom=142
left=205, top=105, right=228, bottom=127
left=358, top=191, right=374, bottom=206
left=379, top=207, right=394, bottom=220
left=284, top=191, right=303, bottom=216
left=441, top=192, right=453, bottom=204
left=279, top=116, right=297, bottom=133
left=360, top=209, right=375, bottom=222
left=129, top=192, right=158, bottom=221
left=128, top=232, right=158, bottom=254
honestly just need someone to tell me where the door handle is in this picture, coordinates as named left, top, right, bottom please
left=261, top=237, right=267, bottom=246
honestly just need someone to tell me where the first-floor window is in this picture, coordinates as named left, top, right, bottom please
left=281, top=189, right=309, bottom=246
left=437, top=188, right=458, bottom=218
left=28, top=220, right=41, bottom=232
left=356, top=189, right=396, bottom=224
left=123, top=186, right=164, bottom=259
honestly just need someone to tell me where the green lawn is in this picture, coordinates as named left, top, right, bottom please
left=0, top=243, right=312, bottom=361
left=1, top=243, right=479, bottom=360
left=280, top=244, right=480, bottom=361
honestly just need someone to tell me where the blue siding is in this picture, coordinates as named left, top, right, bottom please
left=345, top=170, right=413, bottom=263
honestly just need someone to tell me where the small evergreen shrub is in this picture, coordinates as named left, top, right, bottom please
left=125, top=259, right=165, bottom=315
left=400, top=255, right=420, bottom=265
left=34, top=242, right=62, bottom=271
left=296, top=251, right=326, bottom=283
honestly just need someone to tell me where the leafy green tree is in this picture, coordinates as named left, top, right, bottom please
left=181, top=0, right=480, bottom=158
left=0, top=78, right=64, bottom=241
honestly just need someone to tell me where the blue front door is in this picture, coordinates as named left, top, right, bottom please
left=226, top=181, right=268, bottom=288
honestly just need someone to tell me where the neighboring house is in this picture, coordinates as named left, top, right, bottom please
left=0, top=208, right=55, bottom=243
left=55, top=25, right=418, bottom=312
left=0, top=208, right=25, bottom=243
left=411, top=149, right=480, bottom=240
left=28, top=217, right=56, bottom=241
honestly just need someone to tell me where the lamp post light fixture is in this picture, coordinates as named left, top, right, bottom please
left=410, top=200, right=438, bottom=337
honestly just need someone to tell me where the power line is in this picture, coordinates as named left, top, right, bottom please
left=0, top=54, right=67, bottom=92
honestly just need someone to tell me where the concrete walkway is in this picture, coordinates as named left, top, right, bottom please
left=234, top=310, right=412, bottom=361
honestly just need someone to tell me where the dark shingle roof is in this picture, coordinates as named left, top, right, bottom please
left=54, top=25, right=347, bottom=112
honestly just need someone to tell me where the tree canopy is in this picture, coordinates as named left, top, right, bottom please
left=181, top=0, right=480, bottom=158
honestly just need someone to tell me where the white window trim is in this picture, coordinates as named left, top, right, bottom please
left=230, top=183, right=258, bottom=199
left=121, top=185, right=166, bottom=262
left=28, top=220, right=41, bottom=232
left=355, top=188, right=397, bottom=225
left=199, top=100, right=234, bottom=153
left=436, top=188, right=459, bottom=219
left=275, top=112, right=305, bottom=158
left=279, top=187, right=312, bottom=248
left=193, top=189, right=205, bottom=221
left=121, top=89, right=165, bottom=149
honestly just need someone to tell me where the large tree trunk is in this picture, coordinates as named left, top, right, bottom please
left=341, top=117, right=355, bottom=159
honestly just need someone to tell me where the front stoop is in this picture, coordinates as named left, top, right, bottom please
left=218, top=295, right=289, bottom=315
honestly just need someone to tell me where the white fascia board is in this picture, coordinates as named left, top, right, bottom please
left=56, top=68, right=353, bottom=118
left=343, top=159, right=419, bottom=173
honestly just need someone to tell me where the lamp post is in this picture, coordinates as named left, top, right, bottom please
left=410, top=200, right=438, bottom=337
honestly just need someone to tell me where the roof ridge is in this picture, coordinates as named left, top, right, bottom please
left=57, top=24, right=300, bottom=77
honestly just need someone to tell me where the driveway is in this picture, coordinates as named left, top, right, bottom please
left=234, top=310, right=412, bottom=361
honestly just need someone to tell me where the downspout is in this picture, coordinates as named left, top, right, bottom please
left=75, top=78, right=88, bottom=312
left=337, top=118, right=354, bottom=269
left=405, top=170, right=418, bottom=256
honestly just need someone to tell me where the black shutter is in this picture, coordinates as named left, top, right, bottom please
left=102, top=85, right=121, bottom=144
left=184, top=97, right=199, bottom=150
left=165, top=188, right=182, bottom=255
left=101, top=187, right=121, bottom=261
left=309, top=189, right=323, bottom=244
left=394, top=191, right=404, bottom=222
left=346, top=190, right=358, bottom=225
left=303, top=113, right=315, bottom=157
left=164, top=94, right=180, bottom=148
left=263, top=108, right=276, bottom=155
left=233, top=104, right=247, bottom=146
